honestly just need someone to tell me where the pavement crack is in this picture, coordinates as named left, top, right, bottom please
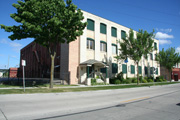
left=0, top=108, right=8, bottom=120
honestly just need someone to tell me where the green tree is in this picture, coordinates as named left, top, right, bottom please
left=1, top=0, right=87, bottom=88
left=156, top=47, right=180, bottom=81
left=115, top=29, right=154, bottom=85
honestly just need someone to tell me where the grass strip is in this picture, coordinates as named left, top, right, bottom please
left=0, top=82, right=179, bottom=94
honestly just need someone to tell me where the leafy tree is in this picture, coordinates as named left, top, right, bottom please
left=156, top=47, right=180, bottom=81
left=1, top=0, right=87, bottom=88
left=115, top=29, right=154, bottom=85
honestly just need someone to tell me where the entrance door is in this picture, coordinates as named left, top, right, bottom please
left=174, top=75, right=178, bottom=81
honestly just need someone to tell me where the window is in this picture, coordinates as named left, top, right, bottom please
left=150, top=67, right=154, bottom=74
left=112, top=63, right=118, bottom=73
left=145, top=66, right=148, bottom=75
left=87, top=38, right=95, bottom=50
left=122, top=64, right=127, bottom=73
left=100, top=41, right=107, bottom=52
left=131, top=65, right=135, bottom=74
left=121, top=30, right=126, bottom=39
left=111, top=27, right=117, bottom=37
left=155, top=54, right=157, bottom=61
left=154, top=42, right=157, bottom=50
left=156, top=68, right=158, bottom=75
left=112, top=44, right=117, bottom=54
left=138, top=66, right=142, bottom=74
left=100, top=67, right=106, bottom=73
left=100, top=23, right=106, bottom=34
left=150, top=53, right=153, bottom=60
left=87, top=19, right=94, bottom=31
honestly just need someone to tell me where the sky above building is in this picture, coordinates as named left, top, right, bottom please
left=0, top=0, right=180, bottom=69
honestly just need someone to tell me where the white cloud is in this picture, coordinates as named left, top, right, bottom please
left=156, top=28, right=172, bottom=33
left=159, top=40, right=172, bottom=45
left=0, top=39, right=8, bottom=44
left=9, top=42, right=22, bottom=47
left=176, top=47, right=180, bottom=53
left=0, top=39, right=23, bottom=52
left=155, top=32, right=174, bottom=39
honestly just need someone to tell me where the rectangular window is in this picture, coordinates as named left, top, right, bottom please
left=145, top=66, right=148, bottom=75
left=100, top=68, right=106, bottom=73
left=87, top=19, right=94, bottom=31
left=112, top=44, right=117, bottom=54
left=111, top=27, right=117, bottom=37
left=139, top=66, right=141, bottom=74
left=122, top=64, right=127, bottom=73
left=100, top=41, right=107, bottom=52
left=131, top=65, right=135, bottom=74
left=154, top=42, right=157, bottom=50
left=150, top=53, right=153, bottom=60
left=112, top=63, right=118, bottom=73
left=156, top=68, right=158, bottom=75
left=100, top=23, right=106, bottom=34
left=150, top=67, right=154, bottom=74
left=87, top=38, right=94, bottom=50
left=121, top=30, right=126, bottom=39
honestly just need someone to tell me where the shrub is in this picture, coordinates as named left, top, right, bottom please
left=156, top=78, right=163, bottom=82
left=144, top=77, right=148, bottom=80
left=142, top=79, right=148, bottom=83
left=120, top=79, right=127, bottom=84
left=96, top=75, right=100, bottom=79
left=91, top=78, right=96, bottom=84
left=133, top=80, right=138, bottom=83
left=115, top=79, right=121, bottom=84
left=139, top=76, right=143, bottom=83
left=110, top=78, right=116, bottom=84
left=159, top=76, right=164, bottom=80
left=163, top=79, right=167, bottom=82
left=132, top=78, right=137, bottom=83
left=125, top=79, right=132, bottom=84
left=147, top=79, right=153, bottom=83
left=117, top=72, right=124, bottom=81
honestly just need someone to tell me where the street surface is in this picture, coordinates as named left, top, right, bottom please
left=0, top=83, right=180, bottom=120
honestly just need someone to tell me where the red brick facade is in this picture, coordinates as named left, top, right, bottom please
left=172, top=68, right=180, bottom=81
left=19, top=41, right=61, bottom=79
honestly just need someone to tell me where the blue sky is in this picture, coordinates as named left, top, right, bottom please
left=0, top=0, right=180, bottom=69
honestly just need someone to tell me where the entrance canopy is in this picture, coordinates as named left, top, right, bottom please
left=80, top=59, right=107, bottom=68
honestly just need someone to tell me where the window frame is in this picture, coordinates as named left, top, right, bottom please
left=100, top=41, right=107, bottom=52
left=111, top=27, right=117, bottom=37
left=87, top=38, right=95, bottom=50
left=112, top=43, right=117, bottom=54
left=122, top=64, right=127, bottom=74
left=100, top=23, right=107, bottom=34
left=87, top=19, right=94, bottom=31
left=121, top=30, right=126, bottom=39
left=131, top=65, right=135, bottom=74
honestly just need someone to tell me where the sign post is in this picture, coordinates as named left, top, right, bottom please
left=22, top=60, right=26, bottom=92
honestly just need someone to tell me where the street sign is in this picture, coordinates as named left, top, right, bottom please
left=22, top=60, right=26, bottom=66
left=124, top=58, right=128, bottom=63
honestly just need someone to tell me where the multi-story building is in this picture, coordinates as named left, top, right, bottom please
left=20, top=10, right=160, bottom=85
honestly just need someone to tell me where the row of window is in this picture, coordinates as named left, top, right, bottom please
left=111, top=63, right=158, bottom=75
left=87, top=38, right=117, bottom=54
left=87, top=19, right=126, bottom=39
left=87, top=19, right=158, bottom=51
left=87, top=38, right=158, bottom=59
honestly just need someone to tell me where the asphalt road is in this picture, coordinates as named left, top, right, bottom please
left=0, top=84, right=180, bottom=120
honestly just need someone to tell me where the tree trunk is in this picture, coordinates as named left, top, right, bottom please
left=170, top=69, right=172, bottom=82
left=50, top=54, right=56, bottom=88
left=137, top=62, right=139, bottom=85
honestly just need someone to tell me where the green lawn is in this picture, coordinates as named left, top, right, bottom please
left=0, top=82, right=179, bottom=94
